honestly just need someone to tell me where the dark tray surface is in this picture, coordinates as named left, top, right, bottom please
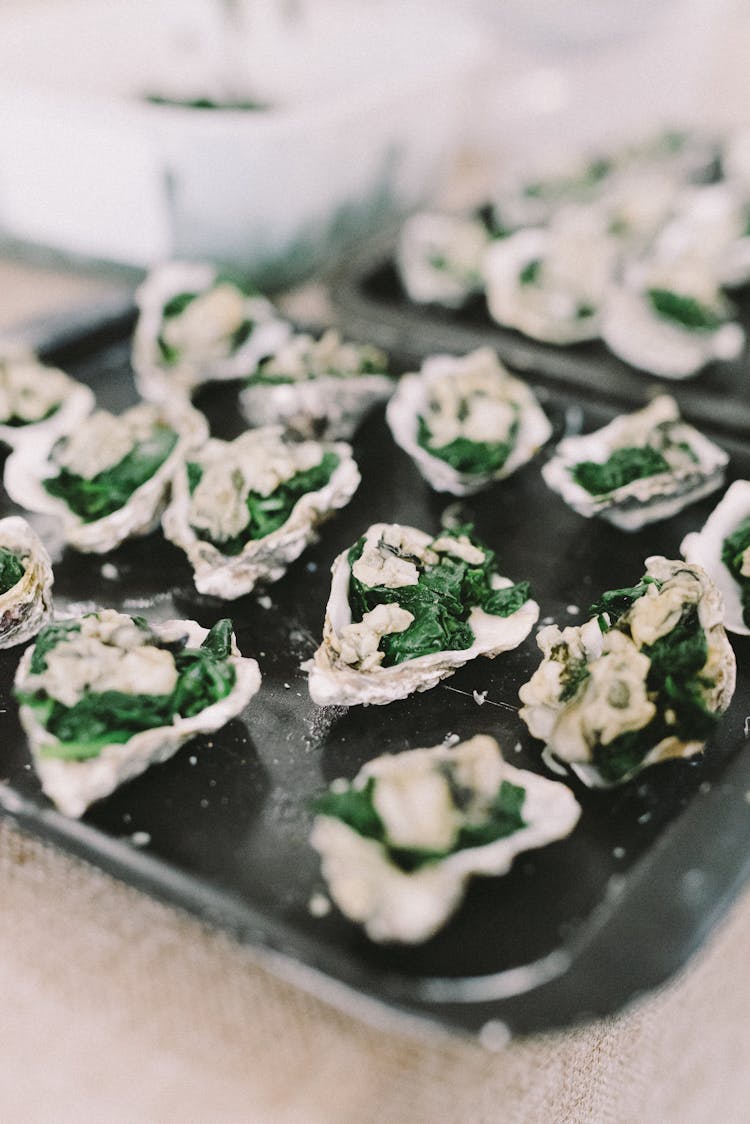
left=0, top=317, right=749, bottom=1039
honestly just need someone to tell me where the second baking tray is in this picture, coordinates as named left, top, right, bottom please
left=328, top=244, right=750, bottom=440
left=0, top=311, right=749, bottom=1039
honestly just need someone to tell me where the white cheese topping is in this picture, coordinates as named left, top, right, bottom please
left=430, top=535, right=485, bottom=566
left=0, top=358, right=71, bottom=423
left=53, top=404, right=163, bottom=480
left=627, top=572, right=698, bottom=648
left=188, top=428, right=328, bottom=543
left=161, top=282, right=247, bottom=361
left=330, top=603, right=414, bottom=672
left=261, top=329, right=386, bottom=382
left=421, top=352, right=518, bottom=448
left=351, top=524, right=436, bottom=589
left=26, top=611, right=178, bottom=708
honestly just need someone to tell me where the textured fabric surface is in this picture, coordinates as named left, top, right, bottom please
left=0, top=818, right=749, bottom=1124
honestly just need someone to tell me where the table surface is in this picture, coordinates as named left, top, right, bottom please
left=6, top=5, right=750, bottom=1099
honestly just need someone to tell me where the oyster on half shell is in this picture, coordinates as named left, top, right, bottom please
left=133, top=260, right=291, bottom=401
left=386, top=346, right=551, bottom=495
left=0, top=348, right=94, bottom=451
left=518, top=556, right=736, bottom=787
left=239, top=328, right=394, bottom=441
left=681, top=479, right=750, bottom=636
left=542, top=395, right=728, bottom=531
left=395, top=211, right=491, bottom=309
left=305, top=522, right=538, bottom=707
left=0, top=516, right=53, bottom=647
left=311, top=734, right=581, bottom=943
left=482, top=208, right=618, bottom=345
left=4, top=400, right=208, bottom=554
left=14, top=611, right=261, bottom=818
left=600, top=258, right=744, bottom=379
left=162, top=426, right=360, bottom=599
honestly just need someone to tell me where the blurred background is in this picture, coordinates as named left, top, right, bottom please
left=0, top=0, right=747, bottom=288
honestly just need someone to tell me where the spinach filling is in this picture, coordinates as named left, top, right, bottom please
left=416, top=412, right=518, bottom=476
left=347, top=527, right=530, bottom=667
left=2, top=403, right=60, bottom=428
left=18, top=618, right=236, bottom=762
left=314, top=774, right=526, bottom=873
left=187, top=451, right=340, bottom=555
left=571, top=446, right=671, bottom=496
left=646, top=288, right=723, bottom=333
left=245, top=354, right=387, bottom=387
left=157, top=288, right=254, bottom=366
left=43, top=424, right=178, bottom=523
left=721, top=516, right=750, bottom=628
left=0, top=548, right=24, bottom=595
left=587, top=583, right=717, bottom=782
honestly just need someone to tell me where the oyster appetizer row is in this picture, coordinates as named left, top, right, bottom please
left=14, top=610, right=261, bottom=818
left=397, top=128, right=750, bottom=378
left=163, top=426, right=360, bottom=599
left=542, top=396, right=727, bottom=531
left=305, top=522, right=538, bottom=706
left=386, top=347, right=551, bottom=495
left=312, top=734, right=580, bottom=943
left=519, top=557, right=736, bottom=786
left=135, top=263, right=394, bottom=441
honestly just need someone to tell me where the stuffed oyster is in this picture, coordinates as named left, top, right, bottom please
left=395, top=211, right=491, bottom=309
left=0, top=349, right=94, bottom=450
left=311, top=734, right=581, bottom=944
left=0, top=516, right=53, bottom=648
left=239, top=328, right=394, bottom=441
left=4, top=401, right=208, bottom=554
left=162, top=426, right=360, bottom=599
left=542, top=395, right=727, bottom=531
left=681, top=479, right=750, bottom=636
left=305, top=522, right=538, bottom=707
left=14, top=610, right=261, bottom=818
left=386, top=346, right=551, bottom=495
left=482, top=207, right=618, bottom=345
left=518, top=556, right=736, bottom=787
left=133, top=260, right=290, bottom=401
left=600, top=260, right=744, bottom=379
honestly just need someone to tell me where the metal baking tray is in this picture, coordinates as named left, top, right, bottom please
left=328, top=243, right=750, bottom=441
left=0, top=308, right=749, bottom=1041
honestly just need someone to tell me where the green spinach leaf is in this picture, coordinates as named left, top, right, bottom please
left=572, top=445, right=670, bottom=496
left=416, top=415, right=517, bottom=476
left=0, top=548, right=24, bottom=595
left=647, top=288, right=723, bottom=332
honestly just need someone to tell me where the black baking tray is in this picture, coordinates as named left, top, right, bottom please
left=0, top=307, right=749, bottom=1041
left=328, top=243, right=750, bottom=441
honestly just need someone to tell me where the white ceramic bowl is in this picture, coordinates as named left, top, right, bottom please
left=0, top=0, right=485, bottom=283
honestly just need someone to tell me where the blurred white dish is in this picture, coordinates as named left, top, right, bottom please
left=0, top=0, right=485, bottom=283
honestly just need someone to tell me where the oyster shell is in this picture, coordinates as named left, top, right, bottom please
left=0, top=516, right=53, bottom=647
left=162, top=426, right=361, bottom=599
left=239, top=328, right=394, bottom=441
left=395, top=211, right=491, bottom=308
left=14, top=611, right=261, bottom=818
left=542, top=395, right=728, bottom=531
left=0, top=348, right=94, bottom=450
left=311, top=734, right=580, bottom=943
left=4, top=400, right=208, bottom=554
left=491, top=150, right=614, bottom=233
left=482, top=208, right=617, bottom=344
left=518, top=556, right=736, bottom=787
left=306, top=522, right=538, bottom=706
left=600, top=258, right=744, bottom=378
left=681, top=479, right=750, bottom=636
left=133, top=260, right=290, bottom=401
left=385, top=346, right=551, bottom=495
